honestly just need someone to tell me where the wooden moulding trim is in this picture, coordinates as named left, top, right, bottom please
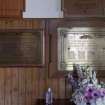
left=49, top=70, right=105, bottom=78
left=97, top=70, right=105, bottom=78
left=0, top=64, right=45, bottom=68
left=23, top=0, right=26, bottom=12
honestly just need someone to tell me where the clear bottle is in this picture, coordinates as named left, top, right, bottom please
left=45, top=88, right=53, bottom=105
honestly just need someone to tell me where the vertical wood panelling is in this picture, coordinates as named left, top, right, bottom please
left=5, top=69, right=12, bottom=105
left=0, top=68, right=66, bottom=105
left=0, top=68, right=45, bottom=105
left=0, top=19, right=67, bottom=105
left=0, top=70, right=67, bottom=104
left=0, top=0, right=25, bottom=17
left=0, top=69, right=5, bottom=105
left=0, top=19, right=46, bottom=105
left=18, top=68, right=26, bottom=105
left=31, top=69, right=38, bottom=104
left=31, top=69, right=40, bottom=100
left=51, top=79, right=59, bottom=98
left=11, top=69, right=19, bottom=105
left=25, top=69, right=33, bottom=105
left=59, top=78, right=65, bottom=99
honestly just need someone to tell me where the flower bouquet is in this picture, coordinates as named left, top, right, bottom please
left=67, top=64, right=105, bottom=105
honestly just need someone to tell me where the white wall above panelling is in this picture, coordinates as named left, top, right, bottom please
left=23, top=0, right=63, bottom=18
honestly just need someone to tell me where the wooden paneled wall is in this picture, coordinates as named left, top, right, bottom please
left=0, top=19, right=66, bottom=105
left=0, top=0, right=25, bottom=17
left=0, top=68, right=104, bottom=105
left=0, top=68, right=65, bottom=105
left=0, top=19, right=104, bottom=105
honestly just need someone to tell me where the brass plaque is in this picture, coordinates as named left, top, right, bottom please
left=58, top=27, right=105, bottom=71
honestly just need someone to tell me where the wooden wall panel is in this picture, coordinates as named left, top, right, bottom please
left=59, top=78, right=65, bottom=99
left=31, top=69, right=38, bottom=104
left=0, top=69, right=67, bottom=105
left=0, top=10, right=21, bottom=18
left=63, top=0, right=103, bottom=17
left=0, top=19, right=42, bottom=29
left=0, top=67, right=91, bottom=104
left=12, top=69, right=19, bottom=105
left=0, top=69, right=5, bottom=105
left=0, top=0, right=25, bottom=17
left=5, top=69, right=12, bottom=105
left=0, top=19, right=47, bottom=105
left=0, top=6, right=104, bottom=105
left=18, top=68, right=26, bottom=105
left=0, top=0, right=24, bottom=10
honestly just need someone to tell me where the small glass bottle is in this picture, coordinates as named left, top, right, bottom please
left=45, top=88, right=53, bottom=105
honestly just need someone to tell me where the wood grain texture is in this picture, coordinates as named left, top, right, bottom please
left=0, top=68, right=66, bottom=105
left=63, top=0, right=103, bottom=17
left=0, top=19, right=66, bottom=105
left=0, top=0, right=25, bottom=17
left=1, top=19, right=105, bottom=105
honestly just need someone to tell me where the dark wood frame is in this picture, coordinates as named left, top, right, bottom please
left=62, top=0, right=103, bottom=17
left=48, top=18, right=105, bottom=78
left=0, top=29, right=45, bottom=67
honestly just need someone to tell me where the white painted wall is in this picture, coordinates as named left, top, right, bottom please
left=23, top=0, right=63, bottom=18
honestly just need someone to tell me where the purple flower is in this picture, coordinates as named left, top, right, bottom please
left=84, top=86, right=101, bottom=102
left=85, top=86, right=94, bottom=93
left=84, top=92, right=93, bottom=101
left=99, top=88, right=105, bottom=97
left=92, top=90, right=100, bottom=99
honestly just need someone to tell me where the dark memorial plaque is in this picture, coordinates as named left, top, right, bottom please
left=0, top=30, right=44, bottom=66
